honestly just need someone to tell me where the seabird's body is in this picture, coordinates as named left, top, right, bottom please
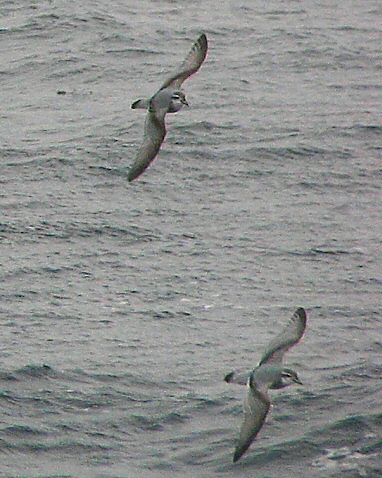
left=225, top=308, right=307, bottom=462
left=128, top=34, right=208, bottom=182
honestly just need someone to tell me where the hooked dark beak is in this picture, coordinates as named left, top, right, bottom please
left=181, top=98, right=189, bottom=107
left=293, top=377, right=303, bottom=385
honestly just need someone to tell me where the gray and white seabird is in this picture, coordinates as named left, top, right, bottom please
left=225, top=307, right=307, bottom=463
left=128, top=34, right=208, bottom=182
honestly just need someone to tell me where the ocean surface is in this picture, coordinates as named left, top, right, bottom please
left=1, top=0, right=381, bottom=477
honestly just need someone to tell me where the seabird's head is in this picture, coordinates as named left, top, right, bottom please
left=168, top=91, right=189, bottom=112
left=280, top=368, right=303, bottom=387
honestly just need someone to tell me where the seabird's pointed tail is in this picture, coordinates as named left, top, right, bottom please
left=131, top=98, right=150, bottom=110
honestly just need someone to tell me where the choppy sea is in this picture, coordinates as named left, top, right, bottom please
left=1, top=0, right=381, bottom=477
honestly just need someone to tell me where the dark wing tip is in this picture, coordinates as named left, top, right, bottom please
left=127, top=164, right=149, bottom=182
left=199, top=33, right=208, bottom=48
left=233, top=444, right=249, bottom=463
left=127, top=162, right=147, bottom=182
left=197, top=33, right=208, bottom=59
left=295, top=307, right=307, bottom=325
left=296, top=307, right=306, bottom=316
left=224, top=371, right=235, bottom=383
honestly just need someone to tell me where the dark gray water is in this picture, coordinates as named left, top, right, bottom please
left=1, top=0, right=381, bottom=477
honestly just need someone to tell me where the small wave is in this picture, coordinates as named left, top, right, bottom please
left=14, top=364, right=57, bottom=379
left=0, top=219, right=159, bottom=243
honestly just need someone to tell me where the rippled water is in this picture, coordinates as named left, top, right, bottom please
left=1, top=0, right=381, bottom=477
